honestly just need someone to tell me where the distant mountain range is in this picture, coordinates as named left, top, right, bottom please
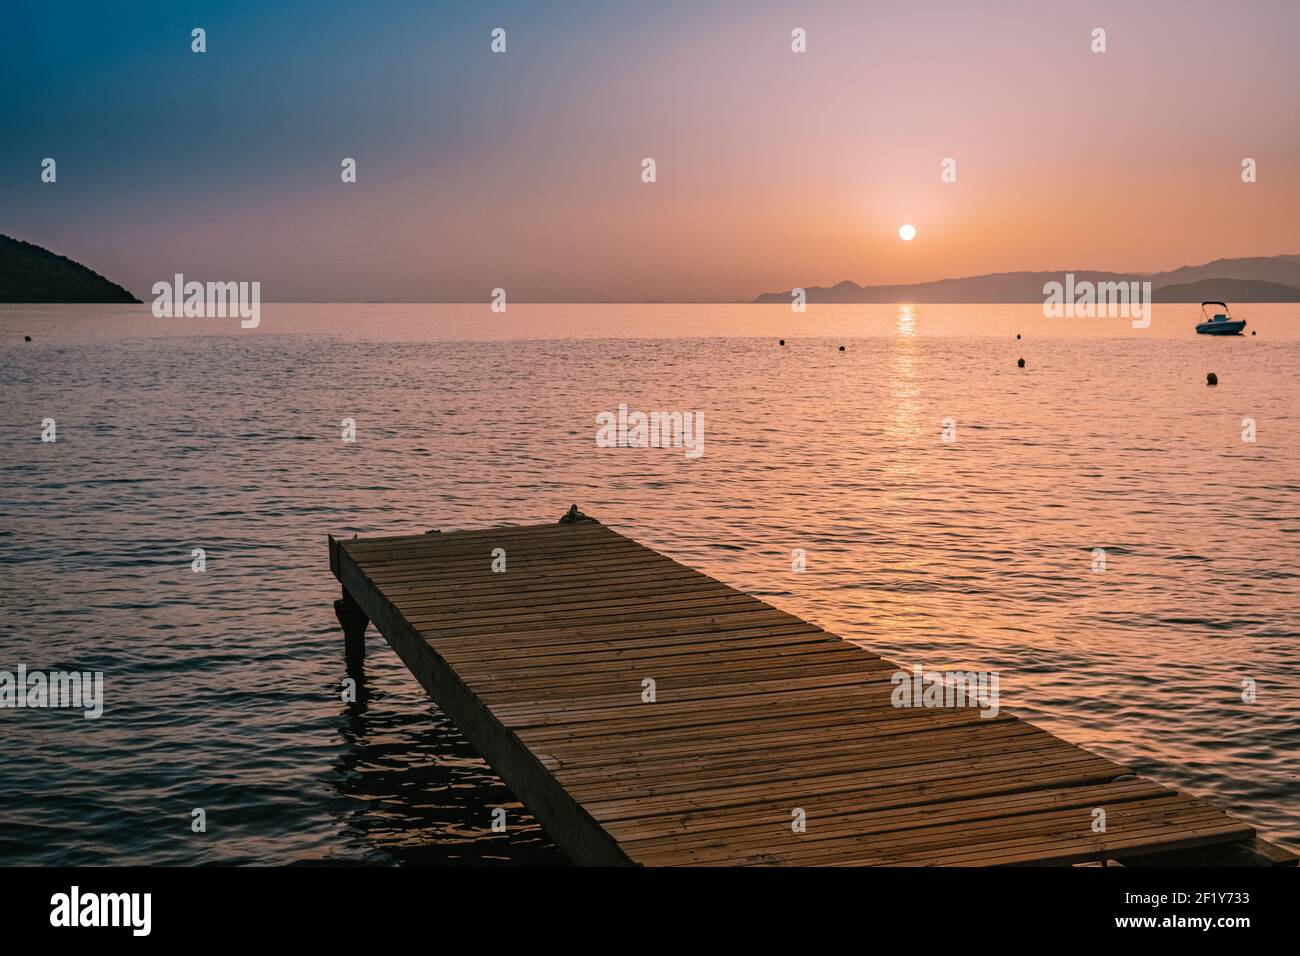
left=1152, top=277, right=1300, bottom=303
left=0, top=235, right=139, bottom=303
left=754, top=254, right=1300, bottom=304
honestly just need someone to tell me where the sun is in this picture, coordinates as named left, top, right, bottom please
left=898, top=224, right=916, bottom=241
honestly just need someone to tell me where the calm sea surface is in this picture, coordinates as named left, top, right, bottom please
left=1, top=303, right=1297, bottom=864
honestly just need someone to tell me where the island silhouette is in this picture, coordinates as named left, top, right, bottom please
left=0, top=234, right=139, bottom=303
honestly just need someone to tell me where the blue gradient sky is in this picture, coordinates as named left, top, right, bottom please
left=3, top=0, right=1298, bottom=301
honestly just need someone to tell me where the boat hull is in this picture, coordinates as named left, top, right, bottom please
left=1196, top=321, right=1246, bottom=335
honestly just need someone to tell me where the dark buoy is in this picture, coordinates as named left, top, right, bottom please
left=24, top=335, right=32, bottom=342
left=1251, top=330, right=1256, bottom=336
left=1017, top=357, right=1025, bottom=368
left=838, top=345, right=845, bottom=352
left=779, top=339, right=785, bottom=346
left=1016, top=334, right=1021, bottom=340
left=1207, top=372, right=1218, bottom=386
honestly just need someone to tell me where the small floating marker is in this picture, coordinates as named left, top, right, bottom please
left=779, top=339, right=785, bottom=346
left=1251, top=330, right=1256, bottom=336
left=838, top=345, right=845, bottom=352
left=1207, top=372, right=1218, bottom=386
left=24, top=335, right=32, bottom=342
left=1017, top=357, right=1025, bottom=368
left=1016, top=334, right=1021, bottom=340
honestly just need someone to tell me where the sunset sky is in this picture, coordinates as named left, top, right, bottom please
left=4, top=0, right=1299, bottom=301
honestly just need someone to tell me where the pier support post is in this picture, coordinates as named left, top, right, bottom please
left=334, top=586, right=369, bottom=668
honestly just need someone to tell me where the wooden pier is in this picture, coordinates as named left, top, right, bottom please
left=328, top=515, right=1295, bottom=866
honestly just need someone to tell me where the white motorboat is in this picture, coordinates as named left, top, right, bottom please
left=1196, top=301, right=1247, bottom=335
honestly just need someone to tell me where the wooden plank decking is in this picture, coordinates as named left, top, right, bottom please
left=328, top=516, right=1294, bottom=866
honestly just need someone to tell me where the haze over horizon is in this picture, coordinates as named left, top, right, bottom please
left=5, top=0, right=1299, bottom=302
